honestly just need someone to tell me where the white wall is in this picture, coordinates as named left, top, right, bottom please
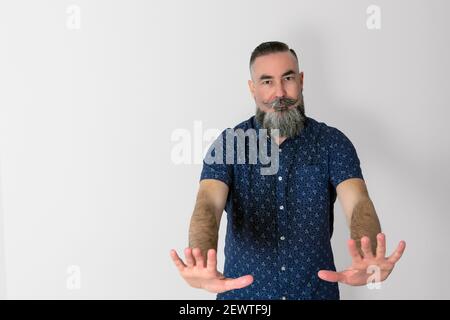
left=0, top=0, right=449, bottom=299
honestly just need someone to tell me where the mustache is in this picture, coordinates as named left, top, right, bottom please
left=265, top=97, right=299, bottom=111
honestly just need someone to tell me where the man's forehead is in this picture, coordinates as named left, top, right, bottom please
left=251, top=51, right=299, bottom=78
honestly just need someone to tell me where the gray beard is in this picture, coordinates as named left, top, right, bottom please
left=255, top=98, right=306, bottom=139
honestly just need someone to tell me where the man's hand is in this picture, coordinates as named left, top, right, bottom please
left=170, top=247, right=254, bottom=293
left=318, top=233, right=406, bottom=286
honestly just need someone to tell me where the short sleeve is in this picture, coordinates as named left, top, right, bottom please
left=200, top=129, right=233, bottom=187
left=328, top=127, right=364, bottom=188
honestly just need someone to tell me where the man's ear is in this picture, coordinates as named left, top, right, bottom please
left=248, top=79, right=255, bottom=98
left=299, top=72, right=304, bottom=88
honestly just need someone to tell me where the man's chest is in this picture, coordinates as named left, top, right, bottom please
left=230, top=152, right=331, bottom=214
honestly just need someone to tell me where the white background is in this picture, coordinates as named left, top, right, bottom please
left=0, top=0, right=449, bottom=299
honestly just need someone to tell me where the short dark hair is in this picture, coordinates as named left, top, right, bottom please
left=249, top=41, right=298, bottom=69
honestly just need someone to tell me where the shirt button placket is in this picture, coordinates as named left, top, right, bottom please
left=276, top=145, right=288, bottom=299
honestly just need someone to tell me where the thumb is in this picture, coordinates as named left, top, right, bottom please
left=318, top=270, right=344, bottom=283
left=222, top=275, right=254, bottom=292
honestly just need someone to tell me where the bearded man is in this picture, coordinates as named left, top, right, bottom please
left=170, top=41, right=405, bottom=300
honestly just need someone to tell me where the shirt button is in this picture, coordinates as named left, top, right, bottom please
left=280, top=236, right=285, bottom=241
left=278, top=176, right=283, bottom=181
left=281, top=296, right=286, bottom=300
left=281, top=266, right=286, bottom=271
left=279, top=205, right=284, bottom=210
left=279, top=149, right=282, bottom=153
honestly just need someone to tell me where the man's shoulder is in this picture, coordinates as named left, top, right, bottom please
left=232, top=115, right=257, bottom=131
left=307, top=116, right=331, bottom=132
left=212, top=116, right=257, bottom=143
left=307, top=116, right=347, bottom=140
left=307, top=117, right=357, bottom=151
left=218, top=115, right=257, bottom=134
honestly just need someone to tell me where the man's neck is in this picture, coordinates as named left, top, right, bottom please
left=274, top=136, right=287, bottom=146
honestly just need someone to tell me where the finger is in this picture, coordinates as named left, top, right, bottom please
left=223, top=275, right=254, bottom=292
left=192, top=248, right=205, bottom=268
left=170, top=249, right=187, bottom=272
left=317, top=270, right=346, bottom=283
left=206, top=249, right=217, bottom=272
left=376, top=233, right=386, bottom=258
left=388, top=240, right=406, bottom=264
left=184, top=247, right=195, bottom=267
left=348, top=239, right=362, bottom=262
left=361, top=236, right=374, bottom=258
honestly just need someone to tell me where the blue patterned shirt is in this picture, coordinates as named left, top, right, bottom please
left=200, top=115, right=364, bottom=300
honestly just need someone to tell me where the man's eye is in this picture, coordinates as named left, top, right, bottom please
left=285, top=76, right=294, bottom=81
left=262, top=81, right=271, bottom=85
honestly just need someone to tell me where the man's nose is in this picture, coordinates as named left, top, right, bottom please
left=274, top=82, right=287, bottom=99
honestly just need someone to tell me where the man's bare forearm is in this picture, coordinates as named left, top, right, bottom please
left=350, top=197, right=382, bottom=255
left=188, top=191, right=219, bottom=257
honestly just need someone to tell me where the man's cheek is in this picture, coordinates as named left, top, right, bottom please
left=257, top=101, right=271, bottom=112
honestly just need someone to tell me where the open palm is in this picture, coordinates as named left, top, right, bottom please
left=318, top=233, right=406, bottom=286
left=170, top=247, right=253, bottom=293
